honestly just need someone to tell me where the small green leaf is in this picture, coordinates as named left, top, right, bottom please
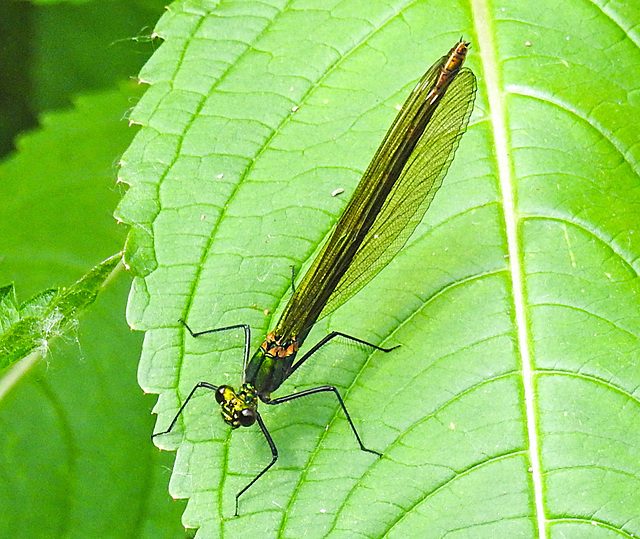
left=0, top=253, right=122, bottom=370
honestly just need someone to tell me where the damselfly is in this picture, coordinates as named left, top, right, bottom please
left=154, top=39, right=477, bottom=515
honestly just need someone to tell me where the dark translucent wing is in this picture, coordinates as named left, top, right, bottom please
left=273, top=59, right=445, bottom=341
left=319, top=68, right=477, bottom=318
left=274, top=55, right=476, bottom=342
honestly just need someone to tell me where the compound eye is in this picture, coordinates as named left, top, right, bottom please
left=237, top=408, right=257, bottom=427
left=215, top=385, right=231, bottom=404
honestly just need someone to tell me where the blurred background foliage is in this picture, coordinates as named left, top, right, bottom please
left=0, top=0, right=191, bottom=537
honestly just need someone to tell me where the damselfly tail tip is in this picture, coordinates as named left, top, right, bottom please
left=455, top=37, right=471, bottom=51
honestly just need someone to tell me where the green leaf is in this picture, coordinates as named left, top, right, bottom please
left=0, top=253, right=122, bottom=371
left=0, top=84, right=187, bottom=538
left=119, top=1, right=640, bottom=537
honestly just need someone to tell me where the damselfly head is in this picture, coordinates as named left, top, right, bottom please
left=216, top=384, right=258, bottom=428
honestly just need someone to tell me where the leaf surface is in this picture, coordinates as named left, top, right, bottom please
left=119, top=1, right=640, bottom=537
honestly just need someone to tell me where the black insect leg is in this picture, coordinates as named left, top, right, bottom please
left=179, top=318, right=252, bottom=373
left=152, top=381, right=218, bottom=437
left=288, top=331, right=399, bottom=377
left=234, top=413, right=278, bottom=517
left=265, top=385, right=382, bottom=457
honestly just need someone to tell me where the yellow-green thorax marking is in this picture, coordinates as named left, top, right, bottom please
left=215, top=384, right=259, bottom=428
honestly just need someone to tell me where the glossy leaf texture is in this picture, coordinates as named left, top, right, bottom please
left=118, top=1, right=640, bottom=537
